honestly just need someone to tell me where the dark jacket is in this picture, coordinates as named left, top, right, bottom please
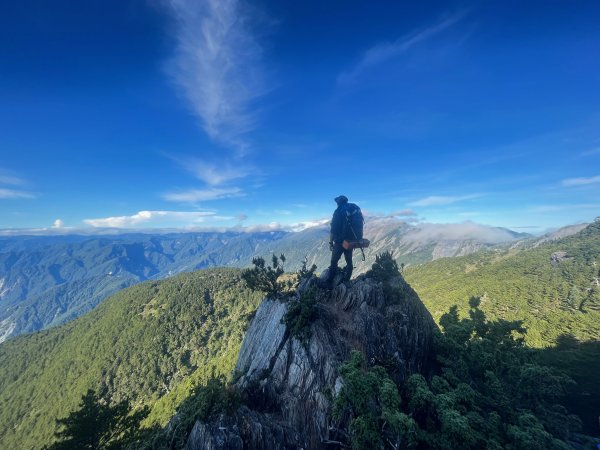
left=330, top=203, right=360, bottom=243
left=330, top=206, right=345, bottom=243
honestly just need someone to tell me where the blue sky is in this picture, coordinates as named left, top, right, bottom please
left=1, top=0, right=599, bottom=233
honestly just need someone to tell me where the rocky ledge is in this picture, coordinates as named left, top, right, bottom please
left=185, top=272, right=437, bottom=449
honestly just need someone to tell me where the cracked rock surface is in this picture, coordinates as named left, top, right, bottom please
left=186, top=274, right=436, bottom=449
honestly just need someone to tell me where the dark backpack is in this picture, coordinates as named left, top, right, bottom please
left=342, top=203, right=364, bottom=240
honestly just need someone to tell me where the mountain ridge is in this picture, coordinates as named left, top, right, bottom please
left=0, top=219, right=540, bottom=342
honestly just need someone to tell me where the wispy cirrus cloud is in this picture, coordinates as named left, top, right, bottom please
left=163, top=0, right=265, bottom=152
left=162, top=187, right=244, bottom=203
left=168, top=154, right=253, bottom=186
left=0, top=169, right=35, bottom=199
left=408, top=194, right=483, bottom=207
left=562, top=175, right=600, bottom=186
left=338, top=11, right=467, bottom=85
left=0, top=174, right=25, bottom=186
left=84, top=210, right=217, bottom=228
left=0, top=188, right=35, bottom=199
left=579, top=147, right=600, bottom=157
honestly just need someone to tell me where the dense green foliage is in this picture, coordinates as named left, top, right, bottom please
left=404, top=222, right=600, bottom=433
left=135, top=377, right=239, bottom=449
left=282, top=286, right=318, bottom=342
left=43, top=389, right=149, bottom=450
left=366, top=251, right=401, bottom=282
left=404, top=221, right=600, bottom=345
left=0, top=268, right=263, bottom=450
left=241, top=254, right=291, bottom=298
left=335, top=299, right=587, bottom=450
left=333, top=351, right=415, bottom=449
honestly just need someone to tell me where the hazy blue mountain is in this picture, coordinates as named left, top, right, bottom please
left=0, top=232, right=286, bottom=342
left=0, top=220, right=538, bottom=341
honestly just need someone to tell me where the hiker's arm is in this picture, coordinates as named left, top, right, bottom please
left=330, top=210, right=341, bottom=241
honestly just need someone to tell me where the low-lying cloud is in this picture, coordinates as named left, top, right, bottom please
left=406, top=221, right=520, bottom=244
left=388, top=209, right=417, bottom=217
left=84, top=210, right=216, bottom=228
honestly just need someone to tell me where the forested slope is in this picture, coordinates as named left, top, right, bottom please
left=404, top=220, right=600, bottom=345
left=404, top=220, right=600, bottom=434
left=0, top=268, right=263, bottom=450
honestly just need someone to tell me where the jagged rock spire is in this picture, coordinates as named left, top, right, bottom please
left=186, top=272, right=436, bottom=449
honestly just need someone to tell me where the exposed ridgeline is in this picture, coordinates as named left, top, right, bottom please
left=182, top=269, right=436, bottom=447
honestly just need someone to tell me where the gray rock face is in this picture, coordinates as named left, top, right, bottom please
left=186, top=274, right=436, bottom=449
left=186, top=406, right=301, bottom=450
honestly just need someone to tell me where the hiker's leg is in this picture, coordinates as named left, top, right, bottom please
left=343, top=248, right=353, bottom=280
left=328, top=244, right=344, bottom=280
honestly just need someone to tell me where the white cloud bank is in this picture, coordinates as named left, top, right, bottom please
left=406, top=221, right=521, bottom=244
left=163, top=0, right=265, bottom=151
left=84, top=210, right=217, bottom=228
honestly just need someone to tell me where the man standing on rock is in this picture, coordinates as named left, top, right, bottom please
left=327, top=195, right=361, bottom=282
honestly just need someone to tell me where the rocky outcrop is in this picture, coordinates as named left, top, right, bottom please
left=186, top=273, right=436, bottom=449
left=551, top=251, right=572, bottom=265
left=186, top=406, right=301, bottom=450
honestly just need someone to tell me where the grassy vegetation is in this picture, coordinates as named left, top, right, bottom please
left=0, top=268, right=263, bottom=450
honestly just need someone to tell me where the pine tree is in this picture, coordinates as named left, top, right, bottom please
left=44, top=389, right=148, bottom=450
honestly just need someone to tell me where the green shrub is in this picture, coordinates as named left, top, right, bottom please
left=297, top=256, right=317, bottom=280
left=366, top=251, right=401, bottom=282
left=241, top=254, right=291, bottom=298
left=282, top=287, right=318, bottom=342
left=333, top=351, right=414, bottom=449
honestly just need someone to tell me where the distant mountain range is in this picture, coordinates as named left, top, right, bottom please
left=0, top=219, right=581, bottom=342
